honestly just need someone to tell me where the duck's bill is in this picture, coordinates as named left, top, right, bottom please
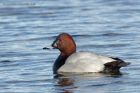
left=51, top=39, right=58, bottom=49
left=43, top=46, right=55, bottom=50
left=43, top=38, right=58, bottom=50
left=43, top=41, right=58, bottom=50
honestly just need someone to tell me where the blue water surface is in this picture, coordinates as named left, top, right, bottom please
left=0, top=0, right=140, bottom=93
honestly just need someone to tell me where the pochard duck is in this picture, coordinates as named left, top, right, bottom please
left=43, top=33, right=130, bottom=74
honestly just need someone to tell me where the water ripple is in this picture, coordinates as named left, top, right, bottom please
left=0, top=0, right=139, bottom=93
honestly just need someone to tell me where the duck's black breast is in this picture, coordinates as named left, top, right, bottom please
left=53, top=55, right=68, bottom=74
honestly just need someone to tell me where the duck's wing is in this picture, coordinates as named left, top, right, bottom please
left=58, top=52, right=115, bottom=73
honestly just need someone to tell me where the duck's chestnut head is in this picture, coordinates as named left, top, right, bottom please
left=52, top=33, right=76, bottom=56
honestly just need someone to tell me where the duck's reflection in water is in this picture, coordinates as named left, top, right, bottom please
left=54, top=74, right=78, bottom=93
left=58, top=77, right=74, bottom=87
left=54, top=73, right=122, bottom=93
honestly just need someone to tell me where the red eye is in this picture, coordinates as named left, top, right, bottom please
left=59, top=39, right=62, bottom=42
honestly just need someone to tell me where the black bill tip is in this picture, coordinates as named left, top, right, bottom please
left=43, top=47, right=55, bottom=50
left=43, top=47, right=50, bottom=50
left=43, top=47, right=47, bottom=50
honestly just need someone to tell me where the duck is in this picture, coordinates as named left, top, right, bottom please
left=43, top=33, right=130, bottom=74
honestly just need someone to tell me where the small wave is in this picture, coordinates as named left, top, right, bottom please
left=72, top=34, right=94, bottom=38
left=88, top=81, right=124, bottom=87
left=80, top=43, right=129, bottom=49
left=0, top=60, right=12, bottom=63
left=101, top=32, right=126, bottom=37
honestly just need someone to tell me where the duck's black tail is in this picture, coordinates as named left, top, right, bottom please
left=103, top=57, right=130, bottom=75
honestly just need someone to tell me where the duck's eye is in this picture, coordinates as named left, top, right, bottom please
left=55, top=39, right=61, bottom=45
left=59, top=39, right=62, bottom=42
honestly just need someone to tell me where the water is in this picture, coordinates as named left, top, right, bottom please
left=0, top=0, right=140, bottom=93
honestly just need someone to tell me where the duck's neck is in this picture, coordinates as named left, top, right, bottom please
left=53, top=51, right=75, bottom=74
left=53, top=54, right=68, bottom=74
